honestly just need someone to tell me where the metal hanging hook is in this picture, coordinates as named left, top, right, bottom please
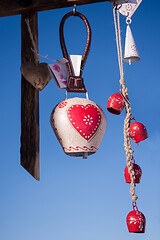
left=116, top=4, right=122, bottom=10
left=113, top=0, right=122, bottom=11
left=132, top=202, right=138, bottom=211
left=73, top=4, right=76, bottom=15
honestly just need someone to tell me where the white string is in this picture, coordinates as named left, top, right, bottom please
left=25, top=19, right=40, bottom=62
left=25, top=20, right=61, bottom=63
left=31, top=49, right=57, bottom=63
left=113, top=7, right=121, bottom=78
left=86, top=91, right=89, bottom=99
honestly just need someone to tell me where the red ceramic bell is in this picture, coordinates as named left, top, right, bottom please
left=124, top=161, right=142, bottom=183
left=107, top=92, right=125, bottom=115
left=126, top=204, right=146, bottom=233
left=129, top=120, right=148, bottom=144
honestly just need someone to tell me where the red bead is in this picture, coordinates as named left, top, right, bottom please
left=126, top=208, right=146, bottom=233
left=124, top=163, right=142, bottom=183
left=107, top=92, right=125, bottom=115
left=130, top=121, right=148, bottom=144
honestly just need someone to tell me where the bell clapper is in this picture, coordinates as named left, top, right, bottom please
left=83, top=152, right=88, bottom=159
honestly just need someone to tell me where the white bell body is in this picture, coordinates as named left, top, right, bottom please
left=50, top=97, right=107, bottom=158
left=123, top=24, right=140, bottom=64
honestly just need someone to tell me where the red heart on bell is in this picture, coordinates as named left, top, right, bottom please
left=126, top=205, right=146, bottom=233
left=129, top=121, right=148, bottom=144
left=67, top=104, right=101, bottom=141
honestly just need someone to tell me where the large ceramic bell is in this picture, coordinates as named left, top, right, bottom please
left=50, top=97, right=107, bottom=158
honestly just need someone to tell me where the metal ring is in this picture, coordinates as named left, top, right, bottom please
left=126, top=18, right=132, bottom=25
left=131, top=157, right=135, bottom=164
left=132, top=202, right=138, bottom=211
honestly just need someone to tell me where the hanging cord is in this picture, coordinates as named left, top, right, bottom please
left=113, top=7, right=138, bottom=203
left=25, top=19, right=59, bottom=63
left=25, top=19, right=40, bottom=63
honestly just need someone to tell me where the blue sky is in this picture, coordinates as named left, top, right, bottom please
left=0, top=1, right=160, bottom=240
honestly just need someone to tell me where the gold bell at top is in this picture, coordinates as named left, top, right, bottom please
left=123, top=24, right=140, bottom=65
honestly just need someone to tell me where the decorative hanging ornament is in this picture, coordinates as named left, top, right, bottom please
left=126, top=204, right=146, bottom=233
left=50, top=98, right=107, bottom=158
left=20, top=19, right=52, bottom=90
left=123, top=20, right=140, bottom=64
left=110, top=2, right=147, bottom=233
left=109, top=0, right=142, bottom=65
left=107, top=92, right=125, bottom=115
left=130, top=119, right=148, bottom=144
left=50, top=9, right=107, bottom=158
left=109, top=1, right=142, bottom=19
left=124, top=158, right=142, bottom=183
left=21, top=62, right=51, bottom=90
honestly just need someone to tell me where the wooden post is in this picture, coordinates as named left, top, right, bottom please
left=21, top=11, right=40, bottom=180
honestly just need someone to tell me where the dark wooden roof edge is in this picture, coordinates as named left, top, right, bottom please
left=0, top=0, right=109, bottom=18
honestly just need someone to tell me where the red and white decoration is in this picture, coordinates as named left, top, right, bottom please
left=109, top=0, right=142, bottom=65
left=109, top=0, right=142, bottom=19
left=48, top=62, right=68, bottom=89
left=108, top=1, right=146, bottom=233
left=123, top=24, right=140, bottom=64
left=129, top=121, right=148, bottom=144
left=124, top=162, right=142, bottom=183
left=48, top=55, right=82, bottom=89
left=107, top=92, right=125, bottom=115
left=50, top=97, right=107, bottom=158
left=126, top=205, right=146, bottom=233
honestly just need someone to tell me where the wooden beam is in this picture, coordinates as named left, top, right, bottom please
left=0, top=0, right=108, bottom=17
left=21, top=11, right=40, bottom=181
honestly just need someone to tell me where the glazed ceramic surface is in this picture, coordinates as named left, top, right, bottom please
left=50, top=97, right=107, bottom=158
